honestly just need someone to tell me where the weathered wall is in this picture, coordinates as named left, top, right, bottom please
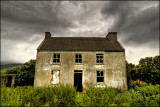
left=34, top=51, right=128, bottom=91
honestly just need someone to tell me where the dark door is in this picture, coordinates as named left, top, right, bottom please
left=6, top=76, right=12, bottom=87
left=74, top=70, right=82, bottom=92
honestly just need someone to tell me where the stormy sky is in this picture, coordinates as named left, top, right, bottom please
left=1, top=1, right=159, bottom=65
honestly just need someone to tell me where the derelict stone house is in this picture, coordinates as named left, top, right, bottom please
left=34, top=32, right=128, bottom=91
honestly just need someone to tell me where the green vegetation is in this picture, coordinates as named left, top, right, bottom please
left=1, top=85, right=160, bottom=106
left=2, top=59, right=36, bottom=86
left=126, top=55, right=160, bottom=88
left=0, top=55, right=160, bottom=106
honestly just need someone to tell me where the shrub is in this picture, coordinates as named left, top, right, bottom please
left=129, top=79, right=149, bottom=88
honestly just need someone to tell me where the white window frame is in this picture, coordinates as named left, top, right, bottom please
left=96, top=54, right=103, bottom=64
left=96, top=70, right=104, bottom=83
left=53, top=53, right=60, bottom=63
left=75, top=54, right=82, bottom=63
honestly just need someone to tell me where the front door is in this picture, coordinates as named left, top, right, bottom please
left=74, top=70, right=82, bottom=92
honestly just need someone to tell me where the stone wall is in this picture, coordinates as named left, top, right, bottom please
left=34, top=51, right=127, bottom=91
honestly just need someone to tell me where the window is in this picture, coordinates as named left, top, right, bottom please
left=75, top=54, right=82, bottom=63
left=97, top=71, right=104, bottom=82
left=96, top=54, right=103, bottom=63
left=53, top=54, right=60, bottom=63
left=51, top=70, right=60, bottom=84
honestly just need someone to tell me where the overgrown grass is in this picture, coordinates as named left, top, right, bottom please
left=1, top=85, right=160, bottom=106
left=1, top=85, right=76, bottom=106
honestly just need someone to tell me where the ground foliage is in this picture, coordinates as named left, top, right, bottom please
left=1, top=85, right=160, bottom=106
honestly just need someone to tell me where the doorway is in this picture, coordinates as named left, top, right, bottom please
left=6, top=76, right=12, bottom=87
left=74, top=70, right=83, bottom=92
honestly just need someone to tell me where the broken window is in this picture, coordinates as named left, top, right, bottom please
left=51, top=70, right=60, bottom=84
left=97, top=71, right=104, bottom=82
left=96, top=54, right=103, bottom=63
left=75, top=54, right=82, bottom=63
left=53, top=54, right=60, bottom=63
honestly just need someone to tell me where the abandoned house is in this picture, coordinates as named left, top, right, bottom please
left=34, top=32, right=128, bottom=91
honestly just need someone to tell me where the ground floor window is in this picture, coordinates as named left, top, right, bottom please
left=97, top=70, right=104, bottom=82
left=51, top=70, right=60, bottom=84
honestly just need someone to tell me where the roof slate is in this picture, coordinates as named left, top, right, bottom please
left=37, top=37, right=125, bottom=52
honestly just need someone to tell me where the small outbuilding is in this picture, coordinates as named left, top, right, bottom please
left=1, top=74, right=17, bottom=87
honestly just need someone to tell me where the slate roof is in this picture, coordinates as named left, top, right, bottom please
left=37, top=37, right=125, bottom=52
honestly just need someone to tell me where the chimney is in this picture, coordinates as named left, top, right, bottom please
left=45, top=32, right=51, bottom=39
left=106, top=32, right=117, bottom=41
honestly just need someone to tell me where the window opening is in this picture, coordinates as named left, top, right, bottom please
left=96, top=54, right=103, bottom=63
left=75, top=54, right=82, bottom=63
left=53, top=54, right=60, bottom=63
left=97, top=71, right=104, bottom=82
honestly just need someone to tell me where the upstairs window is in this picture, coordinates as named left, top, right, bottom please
left=97, top=71, right=104, bottom=82
left=75, top=54, right=82, bottom=63
left=53, top=54, right=60, bottom=63
left=96, top=54, right=103, bottom=63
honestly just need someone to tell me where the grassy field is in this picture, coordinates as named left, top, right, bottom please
left=1, top=84, right=160, bottom=106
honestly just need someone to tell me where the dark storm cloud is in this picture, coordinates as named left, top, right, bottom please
left=1, top=1, right=159, bottom=65
left=1, top=1, right=77, bottom=41
left=1, top=1, right=74, bottom=28
left=101, top=1, right=159, bottom=46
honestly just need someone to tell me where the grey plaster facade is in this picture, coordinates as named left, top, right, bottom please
left=34, top=32, right=128, bottom=91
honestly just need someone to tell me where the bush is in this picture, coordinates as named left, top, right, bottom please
left=129, top=79, right=149, bottom=88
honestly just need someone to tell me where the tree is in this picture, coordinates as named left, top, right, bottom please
left=126, top=55, right=160, bottom=88
left=17, top=59, right=36, bottom=86
left=136, top=56, right=160, bottom=84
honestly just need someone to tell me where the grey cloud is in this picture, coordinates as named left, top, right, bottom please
left=2, top=1, right=106, bottom=43
left=1, top=1, right=77, bottom=42
left=1, top=1, right=159, bottom=65
left=1, top=1, right=72, bottom=28
left=101, top=1, right=159, bottom=47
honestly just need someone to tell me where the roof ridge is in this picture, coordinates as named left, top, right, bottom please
left=51, top=37, right=106, bottom=38
left=38, top=36, right=124, bottom=52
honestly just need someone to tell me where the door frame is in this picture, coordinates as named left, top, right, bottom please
left=74, top=70, right=83, bottom=92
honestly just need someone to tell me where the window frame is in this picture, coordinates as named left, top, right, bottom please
left=96, top=70, right=104, bottom=83
left=53, top=53, right=61, bottom=63
left=75, top=54, right=82, bottom=64
left=96, top=54, right=104, bottom=64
